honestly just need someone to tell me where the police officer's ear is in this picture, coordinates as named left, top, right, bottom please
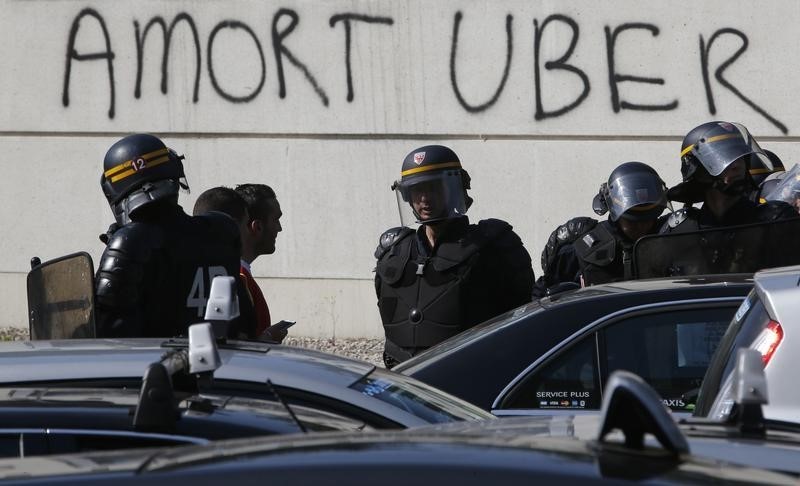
left=592, top=183, right=610, bottom=216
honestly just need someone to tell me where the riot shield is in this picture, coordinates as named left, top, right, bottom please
left=27, top=252, right=96, bottom=340
left=634, top=218, right=800, bottom=278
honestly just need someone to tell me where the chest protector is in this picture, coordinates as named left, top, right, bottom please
left=573, top=221, right=632, bottom=285
left=375, top=220, right=509, bottom=348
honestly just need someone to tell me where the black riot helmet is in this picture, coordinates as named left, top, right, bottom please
left=592, top=162, right=668, bottom=222
left=667, top=121, right=772, bottom=203
left=750, top=149, right=785, bottom=187
left=101, top=133, right=189, bottom=225
left=392, top=145, right=472, bottom=226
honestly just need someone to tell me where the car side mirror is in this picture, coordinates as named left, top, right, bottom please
left=203, top=275, right=240, bottom=338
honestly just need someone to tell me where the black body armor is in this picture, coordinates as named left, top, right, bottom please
left=95, top=205, right=254, bottom=338
left=375, top=218, right=534, bottom=367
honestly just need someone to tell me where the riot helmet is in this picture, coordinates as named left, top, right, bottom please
left=392, top=145, right=471, bottom=226
left=101, top=133, right=188, bottom=225
left=667, top=121, right=772, bottom=203
left=750, top=149, right=785, bottom=187
left=763, top=163, right=800, bottom=212
left=592, top=162, right=668, bottom=222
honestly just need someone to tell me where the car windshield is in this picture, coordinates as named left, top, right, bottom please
left=694, top=289, right=772, bottom=417
left=350, top=368, right=493, bottom=423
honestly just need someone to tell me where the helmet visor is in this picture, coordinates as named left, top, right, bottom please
left=607, top=172, right=667, bottom=222
left=763, top=164, right=800, bottom=208
left=689, top=122, right=771, bottom=177
left=394, top=171, right=467, bottom=226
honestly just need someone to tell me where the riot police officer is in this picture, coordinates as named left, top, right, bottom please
left=535, top=162, right=670, bottom=294
left=375, top=145, right=534, bottom=368
left=662, top=121, right=796, bottom=232
left=95, top=133, right=254, bottom=338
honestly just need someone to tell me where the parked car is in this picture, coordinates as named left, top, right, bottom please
left=695, top=264, right=800, bottom=422
left=0, top=386, right=369, bottom=457
left=0, top=369, right=794, bottom=485
left=394, top=275, right=754, bottom=414
left=0, top=329, right=492, bottom=431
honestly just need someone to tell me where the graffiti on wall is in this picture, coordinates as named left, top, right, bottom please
left=62, top=8, right=786, bottom=133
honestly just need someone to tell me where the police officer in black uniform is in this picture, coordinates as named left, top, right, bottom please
left=535, top=162, right=670, bottom=294
left=662, top=121, right=796, bottom=233
left=95, top=133, right=254, bottom=338
left=375, top=145, right=534, bottom=368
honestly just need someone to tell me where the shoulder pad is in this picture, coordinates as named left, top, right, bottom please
left=104, top=222, right=164, bottom=260
left=561, top=217, right=598, bottom=242
left=541, top=217, right=597, bottom=273
left=477, top=218, right=512, bottom=239
left=375, top=227, right=414, bottom=259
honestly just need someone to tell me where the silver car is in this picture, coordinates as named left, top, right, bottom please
left=695, top=264, right=800, bottom=422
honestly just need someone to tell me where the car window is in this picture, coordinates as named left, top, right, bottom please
left=500, top=337, right=601, bottom=410
left=350, top=368, right=494, bottom=423
left=601, top=308, right=731, bottom=412
left=500, top=305, right=736, bottom=412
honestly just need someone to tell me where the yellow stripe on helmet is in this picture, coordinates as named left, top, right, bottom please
left=679, top=133, right=741, bottom=157
left=103, top=147, right=170, bottom=179
left=107, top=152, right=171, bottom=183
left=401, top=161, right=462, bottom=177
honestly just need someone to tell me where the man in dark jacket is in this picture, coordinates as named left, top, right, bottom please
left=375, top=145, right=535, bottom=368
left=535, top=161, right=670, bottom=295
left=95, top=134, right=254, bottom=339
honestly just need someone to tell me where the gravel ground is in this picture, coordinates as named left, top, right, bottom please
left=283, top=337, right=385, bottom=368
left=0, top=327, right=385, bottom=368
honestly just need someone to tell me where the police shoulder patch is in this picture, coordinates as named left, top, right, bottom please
left=375, top=227, right=414, bottom=259
left=667, top=208, right=690, bottom=228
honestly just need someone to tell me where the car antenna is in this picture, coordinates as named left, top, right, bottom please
left=265, top=378, right=307, bottom=433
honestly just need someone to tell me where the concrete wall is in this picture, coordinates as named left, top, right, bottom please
left=1, top=1, right=799, bottom=337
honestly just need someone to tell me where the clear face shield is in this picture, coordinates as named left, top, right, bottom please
left=608, top=173, right=668, bottom=222
left=393, top=170, right=467, bottom=227
left=690, top=122, right=772, bottom=177
left=763, top=164, right=800, bottom=212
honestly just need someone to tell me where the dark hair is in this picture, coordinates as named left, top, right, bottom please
left=192, top=186, right=248, bottom=222
left=235, top=184, right=277, bottom=220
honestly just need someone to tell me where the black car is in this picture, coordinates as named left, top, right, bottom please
left=395, top=275, right=753, bottom=414
left=0, top=370, right=794, bottom=485
left=0, top=386, right=368, bottom=457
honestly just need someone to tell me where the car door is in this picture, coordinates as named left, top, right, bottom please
left=492, top=298, right=742, bottom=416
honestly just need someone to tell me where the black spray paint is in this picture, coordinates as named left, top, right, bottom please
left=449, top=11, right=513, bottom=113
left=330, top=13, right=393, bottom=102
left=605, top=23, right=678, bottom=112
left=62, top=8, right=116, bottom=118
left=134, top=13, right=201, bottom=103
left=60, top=7, right=787, bottom=132
left=533, top=14, right=590, bottom=120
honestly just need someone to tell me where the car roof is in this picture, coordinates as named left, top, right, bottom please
left=401, top=273, right=754, bottom=367
left=0, top=425, right=793, bottom=485
left=0, top=339, right=492, bottom=428
left=754, top=265, right=800, bottom=326
left=0, top=339, right=373, bottom=389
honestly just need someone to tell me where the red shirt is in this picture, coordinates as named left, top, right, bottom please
left=240, top=264, right=271, bottom=336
